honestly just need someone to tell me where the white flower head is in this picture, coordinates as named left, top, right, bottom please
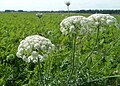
left=28, top=55, right=33, bottom=63
left=25, top=45, right=32, bottom=53
left=48, top=44, right=55, bottom=53
left=16, top=35, right=55, bottom=63
left=60, top=27, right=68, bottom=35
left=36, top=13, right=43, bottom=18
left=69, top=25, right=76, bottom=33
left=80, top=28, right=86, bottom=35
left=65, top=1, right=70, bottom=6
left=60, top=16, right=88, bottom=35
left=41, top=45, right=46, bottom=51
left=88, top=14, right=117, bottom=26
left=31, top=51, right=38, bottom=57
left=34, top=43, right=40, bottom=50
left=22, top=55, right=27, bottom=62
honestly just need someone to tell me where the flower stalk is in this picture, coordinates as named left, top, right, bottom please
left=36, top=13, right=44, bottom=32
left=72, top=32, right=76, bottom=72
left=37, top=56, right=44, bottom=86
left=65, top=1, right=70, bottom=13
left=67, top=6, right=69, bottom=13
left=96, top=25, right=100, bottom=49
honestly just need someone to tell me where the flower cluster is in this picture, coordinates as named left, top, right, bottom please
left=16, top=35, right=55, bottom=63
left=88, top=14, right=117, bottom=26
left=60, top=16, right=89, bottom=35
left=36, top=13, right=43, bottom=18
left=65, top=1, right=70, bottom=6
left=60, top=14, right=117, bottom=35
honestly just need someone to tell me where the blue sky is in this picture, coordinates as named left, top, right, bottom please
left=0, top=0, right=120, bottom=11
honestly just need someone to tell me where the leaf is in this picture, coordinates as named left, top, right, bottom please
left=99, top=39, right=104, bottom=45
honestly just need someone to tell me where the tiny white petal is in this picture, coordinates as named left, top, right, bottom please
left=41, top=45, right=46, bottom=51
left=32, top=51, right=38, bottom=57
left=34, top=43, right=40, bottom=50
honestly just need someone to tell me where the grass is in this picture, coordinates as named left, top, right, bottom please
left=0, top=12, right=120, bottom=86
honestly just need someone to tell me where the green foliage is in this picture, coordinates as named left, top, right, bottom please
left=0, top=13, right=120, bottom=86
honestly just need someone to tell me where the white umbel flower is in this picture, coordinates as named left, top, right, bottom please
left=34, top=43, right=40, bottom=50
left=69, top=25, right=76, bottom=33
left=31, top=51, right=39, bottom=57
left=36, top=13, right=43, bottom=18
left=60, top=16, right=89, bottom=35
left=16, top=35, right=55, bottom=63
left=88, top=14, right=117, bottom=26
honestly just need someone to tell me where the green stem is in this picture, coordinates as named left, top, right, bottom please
left=79, top=47, right=95, bottom=70
left=79, top=26, right=100, bottom=70
left=72, top=33, right=76, bottom=71
left=67, top=33, right=76, bottom=85
left=67, top=6, right=69, bottom=13
left=40, top=18, right=43, bottom=32
left=38, top=57, right=44, bottom=86
left=96, top=25, right=100, bottom=49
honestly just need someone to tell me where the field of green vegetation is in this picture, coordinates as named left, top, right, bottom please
left=0, top=12, right=120, bottom=86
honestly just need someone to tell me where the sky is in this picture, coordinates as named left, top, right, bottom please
left=0, top=0, right=120, bottom=11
